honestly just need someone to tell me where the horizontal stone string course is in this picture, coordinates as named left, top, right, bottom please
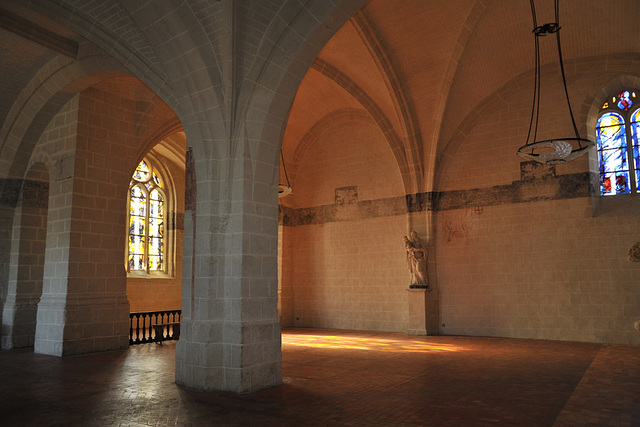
left=281, top=172, right=592, bottom=226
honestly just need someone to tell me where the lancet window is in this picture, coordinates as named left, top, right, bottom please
left=127, top=159, right=166, bottom=273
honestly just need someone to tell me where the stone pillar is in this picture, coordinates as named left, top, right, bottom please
left=2, top=173, right=49, bottom=349
left=34, top=165, right=131, bottom=356
left=175, top=147, right=282, bottom=393
left=34, top=92, right=130, bottom=356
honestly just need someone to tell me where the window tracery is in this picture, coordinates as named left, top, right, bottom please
left=128, top=159, right=166, bottom=273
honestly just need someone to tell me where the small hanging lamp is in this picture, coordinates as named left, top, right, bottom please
left=278, top=149, right=292, bottom=198
left=516, top=0, right=594, bottom=164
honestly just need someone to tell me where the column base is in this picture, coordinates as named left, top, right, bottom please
left=175, top=319, right=282, bottom=393
left=34, top=294, right=129, bottom=356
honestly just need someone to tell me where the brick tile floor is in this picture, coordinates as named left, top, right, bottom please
left=1, top=328, right=639, bottom=426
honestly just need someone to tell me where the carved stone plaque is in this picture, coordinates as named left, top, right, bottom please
left=335, top=186, right=357, bottom=206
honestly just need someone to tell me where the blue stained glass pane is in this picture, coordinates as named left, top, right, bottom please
left=597, top=112, right=629, bottom=195
left=599, top=149, right=629, bottom=196
left=597, top=113, right=625, bottom=150
left=600, top=171, right=630, bottom=195
left=616, top=172, right=630, bottom=193
left=600, top=148, right=627, bottom=172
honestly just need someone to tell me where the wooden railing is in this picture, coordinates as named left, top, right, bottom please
left=129, top=310, right=181, bottom=345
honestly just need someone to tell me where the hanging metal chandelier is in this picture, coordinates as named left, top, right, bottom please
left=516, top=0, right=594, bottom=164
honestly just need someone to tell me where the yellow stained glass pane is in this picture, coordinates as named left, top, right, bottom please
left=598, top=112, right=622, bottom=126
left=130, top=198, right=146, bottom=216
left=150, top=189, right=163, bottom=202
left=129, top=215, right=145, bottom=236
left=129, top=254, right=144, bottom=270
left=148, top=235, right=163, bottom=270
left=150, top=190, right=164, bottom=219
left=129, top=234, right=145, bottom=252
left=148, top=218, right=163, bottom=238
left=131, top=185, right=144, bottom=197
left=128, top=233, right=145, bottom=271
left=148, top=256, right=162, bottom=270
left=130, top=186, right=146, bottom=216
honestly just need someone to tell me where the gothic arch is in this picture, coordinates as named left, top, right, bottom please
left=0, top=53, right=131, bottom=180
left=243, top=1, right=369, bottom=201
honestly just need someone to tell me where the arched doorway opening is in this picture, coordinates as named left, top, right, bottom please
left=126, top=136, right=186, bottom=345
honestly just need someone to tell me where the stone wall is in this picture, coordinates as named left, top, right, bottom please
left=435, top=73, right=640, bottom=345
left=278, top=70, right=640, bottom=345
left=436, top=198, right=640, bottom=344
left=279, top=119, right=413, bottom=332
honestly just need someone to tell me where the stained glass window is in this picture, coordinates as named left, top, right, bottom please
left=597, top=89, right=640, bottom=196
left=127, top=159, right=166, bottom=273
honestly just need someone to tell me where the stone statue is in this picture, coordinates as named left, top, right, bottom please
left=404, top=231, right=428, bottom=288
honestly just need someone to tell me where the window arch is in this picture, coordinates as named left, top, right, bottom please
left=127, top=159, right=168, bottom=274
left=596, top=89, right=640, bottom=196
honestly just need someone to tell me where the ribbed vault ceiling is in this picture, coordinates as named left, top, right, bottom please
left=282, top=0, right=640, bottom=196
left=1, top=0, right=640, bottom=195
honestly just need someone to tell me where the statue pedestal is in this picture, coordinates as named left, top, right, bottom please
left=407, top=287, right=433, bottom=336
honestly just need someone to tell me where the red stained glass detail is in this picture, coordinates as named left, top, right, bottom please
left=617, top=91, right=633, bottom=111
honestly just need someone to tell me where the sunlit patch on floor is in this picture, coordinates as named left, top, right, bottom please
left=282, top=334, right=463, bottom=353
